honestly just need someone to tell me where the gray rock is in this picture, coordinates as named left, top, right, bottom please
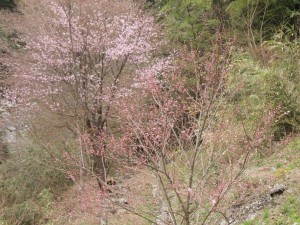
left=270, top=184, right=286, bottom=197
left=100, top=218, right=108, bottom=225
left=246, top=213, right=256, bottom=221
left=223, top=194, right=272, bottom=224
left=118, top=198, right=129, bottom=205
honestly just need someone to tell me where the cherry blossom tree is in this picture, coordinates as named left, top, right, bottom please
left=10, top=0, right=160, bottom=190
left=109, top=36, right=278, bottom=224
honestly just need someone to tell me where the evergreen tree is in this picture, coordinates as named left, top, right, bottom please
left=0, top=0, right=17, bottom=11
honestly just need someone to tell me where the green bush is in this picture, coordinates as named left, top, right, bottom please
left=265, top=38, right=300, bottom=138
left=4, top=201, right=41, bottom=225
left=227, top=53, right=270, bottom=125
left=228, top=40, right=300, bottom=140
left=153, top=0, right=228, bottom=49
left=0, top=146, right=72, bottom=225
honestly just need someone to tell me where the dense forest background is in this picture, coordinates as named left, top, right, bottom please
left=0, top=0, right=300, bottom=224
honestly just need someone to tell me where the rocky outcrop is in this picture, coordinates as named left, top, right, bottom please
left=221, top=184, right=287, bottom=225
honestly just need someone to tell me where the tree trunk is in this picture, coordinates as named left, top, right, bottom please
left=95, top=154, right=106, bottom=191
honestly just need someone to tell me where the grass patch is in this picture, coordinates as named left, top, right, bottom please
left=0, top=146, right=73, bottom=225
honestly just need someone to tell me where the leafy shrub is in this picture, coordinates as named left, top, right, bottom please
left=228, top=53, right=270, bottom=127
left=229, top=40, right=300, bottom=141
left=265, top=38, right=300, bottom=138
left=155, top=0, right=228, bottom=49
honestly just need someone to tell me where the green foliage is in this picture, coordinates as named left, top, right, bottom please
left=160, top=0, right=212, bottom=40
left=287, top=136, right=300, bottom=150
left=229, top=36, right=300, bottom=140
left=227, top=53, right=270, bottom=127
left=155, top=0, right=227, bottom=49
left=227, top=0, right=297, bottom=41
left=264, top=38, right=300, bottom=138
left=0, top=28, right=24, bottom=52
left=0, top=0, right=17, bottom=11
left=155, top=0, right=299, bottom=47
left=5, top=201, right=41, bottom=225
left=0, top=146, right=72, bottom=225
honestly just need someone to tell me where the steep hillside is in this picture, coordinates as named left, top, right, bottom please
left=0, top=1, right=299, bottom=225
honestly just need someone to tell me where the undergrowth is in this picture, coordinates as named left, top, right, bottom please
left=0, top=146, right=72, bottom=225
